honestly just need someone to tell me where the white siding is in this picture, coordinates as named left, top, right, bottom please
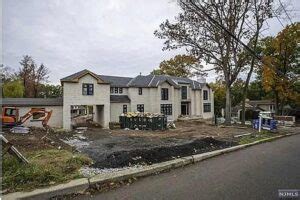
left=110, top=103, right=130, bottom=122
left=63, top=74, right=110, bottom=130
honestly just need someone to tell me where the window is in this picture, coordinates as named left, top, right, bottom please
left=32, top=108, right=45, bottom=120
left=161, top=88, right=169, bottom=100
left=181, top=86, right=187, bottom=99
left=123, top=105, right=127, bottom=113
left=161, top=104, right=172, bottom=115
left=114, top=87, right=119, bottom=93
left=4, top=108, right=17, bottom=116
left=110, top=87, right=114, bottom=94
left=138, top=88, right=143, bottom=95
left=82, top=83, right=94, bottom=95
left=119, top=88, right=123, bottom=94
left=203, top=90, right=208, bottom=100
left=137, top=104, right=144, bottom=112
left=203, top=103, right=211, bottom=113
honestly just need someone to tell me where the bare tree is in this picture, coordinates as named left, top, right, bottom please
left=18, top=55, right=49, bottom=97
left=155, top=0, right=273, bottom=124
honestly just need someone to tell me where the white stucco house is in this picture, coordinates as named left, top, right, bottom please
left=2, top=69, right=214, bottom=130
left=60, top=69, right=214, bottom=130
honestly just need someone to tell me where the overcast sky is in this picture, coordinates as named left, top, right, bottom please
left=2, top=0, right=299, bottom=84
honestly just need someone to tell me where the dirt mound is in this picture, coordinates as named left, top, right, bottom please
left=92, top=137, right=235, bottom=168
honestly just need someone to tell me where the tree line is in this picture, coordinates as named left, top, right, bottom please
left=1, top=55, right=62, bottom=98
left=153, top=0, right=299, bottom=124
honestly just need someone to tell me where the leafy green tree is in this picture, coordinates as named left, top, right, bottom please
left=38, top=84, right=62, bottom=98
left=154, top=1, right=274, bottom=125
left=151, top=55, right=198, bottom=77
left=261, top=23, right=300, bottom=114
left=210, top=81, right=226, bottom=117
left=3, top=79, right=24, bottom=97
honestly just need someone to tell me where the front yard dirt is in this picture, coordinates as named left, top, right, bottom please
left=2, top=119, right=298, bottom=193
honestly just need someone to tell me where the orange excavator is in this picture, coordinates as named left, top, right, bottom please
left=1, top=107, right=52, bottom=128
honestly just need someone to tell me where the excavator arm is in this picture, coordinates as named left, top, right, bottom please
left=18, top=108, right=52, bottom=128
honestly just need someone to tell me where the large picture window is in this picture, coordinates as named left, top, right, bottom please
left=82, top=83, right=94, bottom=95
left=203, top=103, right=211, bottom=113
left=161, top=88, right=169, bottom=100
left=137, top=104, right=144, bottom=112
left=161, top=104, right=172, bottom=115
left=181, top=86, right=187, bottom=99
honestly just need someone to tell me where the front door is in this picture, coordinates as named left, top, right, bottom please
left=181, top=103, right=189, bottom=115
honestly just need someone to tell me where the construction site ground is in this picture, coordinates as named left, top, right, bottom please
left=2, top=119, right=299, bottom=193
left=3, top=119, right=299, bottom=168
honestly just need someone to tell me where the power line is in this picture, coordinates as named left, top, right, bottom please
left=184, top=1, right=261, bottom=61
left=273, top=10, right=285, bottom=27
left=183, top=0, right=289, bottom=77
left=278, top=0, right=293, bottom=24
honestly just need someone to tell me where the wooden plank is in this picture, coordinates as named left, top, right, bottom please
left=1, top=134, right=29, bottom=164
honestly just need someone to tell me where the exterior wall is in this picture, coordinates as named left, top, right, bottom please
left=63, top=74, right=110, bottom=130
left=110, top=103, right=130, bottom=122
left=110, top=87, right=129, bottom=95
left=18, top=106, right=63, bottom=128
left=128, top=87, right=153, bottom=113
left=62, top=72, right=215, bottom=128
left=201, top=85, right=214, bottom=119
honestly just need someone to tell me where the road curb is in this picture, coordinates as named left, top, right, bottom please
left=3, top=133, right=297, bottom=199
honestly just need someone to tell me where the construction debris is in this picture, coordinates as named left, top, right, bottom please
left=121, top=112, right=164, bottom=118
left=1, top=134, right=29, bottom=164
left=10, top=126, right=30, bottom=134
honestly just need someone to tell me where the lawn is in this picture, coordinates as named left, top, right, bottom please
left=238, top=131, right=278, bottom=145
left=2, top=149, right=92, bottom=193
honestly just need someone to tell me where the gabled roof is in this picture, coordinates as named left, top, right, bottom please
left=110, top=95, right=131, bottom=103
left=2, top=98, right=63, bottom=106
left=61, top=69, right=209, bottom=90
left=60, top=69, right=108, bottom=84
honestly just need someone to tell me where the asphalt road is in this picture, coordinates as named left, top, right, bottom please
left=83, top=134, right=300, bottom=200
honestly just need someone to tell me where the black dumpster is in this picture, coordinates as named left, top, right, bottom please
left=119, top=115, right=167, bottom=130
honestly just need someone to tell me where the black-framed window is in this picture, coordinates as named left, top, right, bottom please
left=137, top=104, right=144, bottom=112
left=114, top=87, right=119, bottom=93
left=119, top=88, right=123, bottom=94
left=203, top=90, right=208, bottom=100
left=123, top=105, right=127, bottom=113
left=82, top=83, right=94, bottom=95
left=161, top=104, right=172, bottom=115
left=203, top=103, right=211, bottom=112
left=181, top=86, right=187, bottom=99
left=161, top=88, right=169, bottom=100
left=138, top=88, right=143, bottom=95
left=110, top=87, right=114, bottom=94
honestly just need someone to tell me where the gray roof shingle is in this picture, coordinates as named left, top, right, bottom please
left=110, top=95, right=131, bottom=103
left=99, top=75, right=132, bottom=87
left=60, top=69, right=209, bottom=90
left=2, top=98, right=63, bottom=106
